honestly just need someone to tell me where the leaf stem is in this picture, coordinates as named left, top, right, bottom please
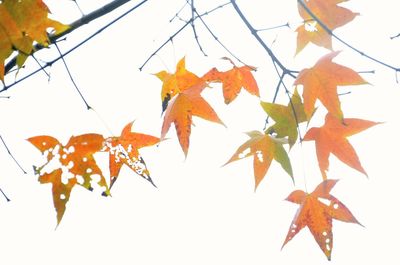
left=54, top=42, right=91, bottom=110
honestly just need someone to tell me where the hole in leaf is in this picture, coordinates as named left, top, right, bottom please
left=76, top=175, right=84, bottom=185
left=67, top=161, right=74, bottom=169
left=318, top=198, right=330, bottom=206
left=305, top=21, right=318, bottom=32
left=239, top=148, right=251, bottom=158
left=256, top=150, right=263, bottom=162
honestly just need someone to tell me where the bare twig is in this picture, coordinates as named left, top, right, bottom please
left=0, top=135, right=26, bottom=174
left=139, top=22, right=190, bottom=71
left=71, top=0, right=85, bottom=16
left=390, top=33, right=400, bottom=40
left=257, top=22, right=290, bottom=32
left=169, top=1, right=189, bottom=23
left=0, top=187, right=10, bottom=202
left=54, top=42, right=91, bottom=110
left=189, top=0, right=207, bottom=56
left=194, top=5, right=246, bottom=65
left=264, top=72, right=285, bottom=128
left=31, top=54, right=50, bottom=79
left=140, top=2, right=233, bottom=70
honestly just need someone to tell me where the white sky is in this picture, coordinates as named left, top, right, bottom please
left=0, top=0, right=399, bottom=264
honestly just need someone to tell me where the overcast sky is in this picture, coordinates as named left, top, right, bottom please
left=0, top=1, right=399, bottom=264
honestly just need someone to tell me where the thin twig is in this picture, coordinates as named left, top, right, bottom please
left=139, top=22, right=190, bottom=71
left=1, top=0, right=148, bottom=93
left=264, top=73, right=285, bottom=129
left=194, top=6, right=246, bottom=65
left=189, top=0, right=207, bottom=56
left=257, top=22, right=290, bottom=32
left=71, top=0, right=85, bottom=16
left=54, top=42, right=91, bottom=110
left=140, top=2, right=232, bottom=70
left=0, top=187, right=10, bottom=202
left=31, top=54, right=50, bottom=79
left=273, top=62, right=302, bottom=142
left=297, top=0, right=400, bottom=73
left=169, top=1, right=189, bottom=23
left=390, top=33, right=400, bottom=40
left=0, top=135, right=26, bottom=174
left=358, top=70, right=375, bottom=74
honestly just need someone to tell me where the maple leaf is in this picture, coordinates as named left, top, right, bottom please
left=103, top=121, right=159, bottom=189
left=28, top=134, right=109, bottom=225
left=261, top=89, right=308, bottom=147
left=296, top=0, right=358, bottom=54
left=224, top=131, right=293, bottom=190
left=154, top=57, right=202, bottom=112
left=0, top=6, right=21, bottom=80
left=303, top=113, right=379, bottom=179
left=0, top=0, right=68, bottom=79
left=295, top=51, right=367, bottom=121
left=161, top=82, right=224, bottom=157
left=282, top=179, right=360, bottom=260
left=202, top=57, right=259, bottom=104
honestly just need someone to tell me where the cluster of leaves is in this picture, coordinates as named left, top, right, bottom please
left=151, top=50, right=378, bottom=260
left=152, top=0, right=379, bottom=260
left=28, top=122, right=159, bottom=225
left=0, top=0, right=382, bottom=261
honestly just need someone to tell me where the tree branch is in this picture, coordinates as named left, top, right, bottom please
left=189, top=0, right=207, bottom=56
left=230, top=0, right=296, bottom=78
left=4, top=0, right=148, bottom=76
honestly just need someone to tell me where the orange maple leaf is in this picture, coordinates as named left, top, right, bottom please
left=28, top=134, right=109, bottom=225
left=202, top=58, right=259, bottom=104
left=303, top=113, right=379, bottom=179
left=295, top=51, right=367, bottom=121
left=161, top=82, right=224, bottom=157
left=282, top=179, right=360, bottom=260
left=0, top=6, right=21, bottom=80
left=296, top=0, right=358, bottom=54
left=154, top=57, right=202, bottom=112
left=0, top=0, right=69, bottom=79
left=103, top=121, right=159, bottom=189
left=223, top=131, right=293, bottom=190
